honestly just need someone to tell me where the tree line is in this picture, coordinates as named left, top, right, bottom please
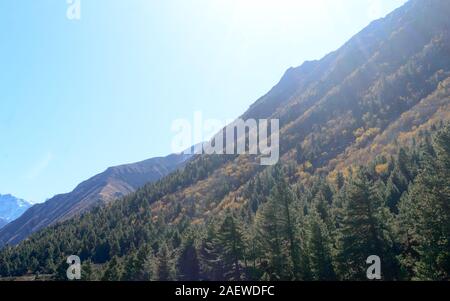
left=0, top=125, right=448, bottom=281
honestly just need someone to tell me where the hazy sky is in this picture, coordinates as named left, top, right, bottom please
left=0, top=0, right=407, bottom=203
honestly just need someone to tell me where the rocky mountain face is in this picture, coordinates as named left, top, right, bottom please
left=0, top=194, right=31, bottom=229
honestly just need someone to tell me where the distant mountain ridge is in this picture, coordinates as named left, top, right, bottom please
left=0, top=153, right=191, bottom=246
left=0, top=194, right=32, bottom=229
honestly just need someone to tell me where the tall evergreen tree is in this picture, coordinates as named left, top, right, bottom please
left=122, top=252, right=141, bottom=281
left=199, top=223, right=224, bottom=280
left=255, top=167, right=306, bottom=280
left=255, top=199, right=288, bottom=280
left=214, top=215, right=246, bottom=280
left=101, top=256, right=122, bottom=281
left=336, top=170, right=398, bottom=280
left=243, top=223, right=264, bottom=280
left=385, top=166, right=409, bottom=212
left=155, top=243, right=174, bottom=281
left=398, top=125, right=450, bottom=280
left=177, top=238, right=201, bottom=281
left=306, top=207, right=336, bottom=280
left=82, top=260, right=94, bottom=281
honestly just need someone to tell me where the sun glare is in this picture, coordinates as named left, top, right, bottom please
left=228, top=0, right=326, bottom=14
left=217, top=0, right=334, bottom=33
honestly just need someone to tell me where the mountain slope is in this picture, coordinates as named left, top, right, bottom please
left=147, top=0, right=450, bottom=223
left=0, top=153, right=191, bottom=246
left=0, top=0, right=449, bottom=280
left=0, top=194, right=31, bottom=229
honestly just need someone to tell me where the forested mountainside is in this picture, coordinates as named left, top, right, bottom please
left=0, top=153, right=191, bottom=247
left=0, top=0, right=449, bottom=281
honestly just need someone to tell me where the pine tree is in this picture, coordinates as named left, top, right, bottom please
left=155, top=243, right=174, bottom=281
left=385, top=166, right=408, bottom=212
left=43, top=246, right=56, bottom=275
left=336, top=170, right=398, bottom=280
left=55, top=258, right=69, bottom=281
left=397, top=148, right=412, bottom=182
left=121, top=252, right=140, bottom=281
left=243, top=223, right=264, bottom=280
left=214, top=215, right=246, bottom=280
left=255, top=167, right=305, bottom=280
left=306, top=206, right=336, bottom=280
left=396, top=191, right=419, bottom=279
left=399, top=125, right=450, bottom=280
left=199, top=223, right=224, bottom=280
left=0, top=257, right=10, bottom=277
left=335, top=172, right=345, bottom=191
left=141, top=254, right=153, bottom=281
left=134, top=245, right=152, bottom=281
left=255, top=199, right=288, bottom=280
left=177, top=237, right=201, bottom=281
left=101, top=256, right=122, bottom=281
left=313, top=190, right=332, bottom=228
left=82, top=260, right=94, bottom=281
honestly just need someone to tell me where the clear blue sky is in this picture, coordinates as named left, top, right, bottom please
left=0, top=0, right=407, bottom=203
